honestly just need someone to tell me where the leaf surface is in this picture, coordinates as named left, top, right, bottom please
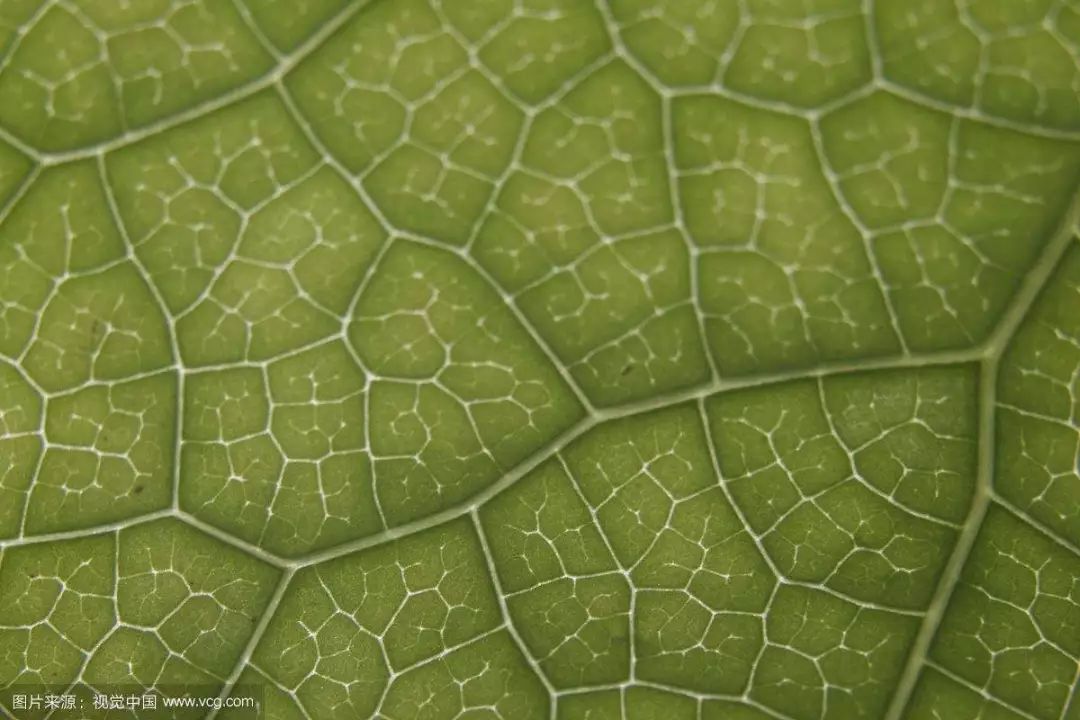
left=0, top=2, right=1078, bottom=719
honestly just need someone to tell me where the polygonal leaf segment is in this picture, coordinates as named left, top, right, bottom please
left=96, top=86, right=583, bottom=548
left=250, top=519, right=522, bottom=719
left=476, top=386, right=955, bottom=718
left=0, top=520, right=280, bottom=713
left=105, top=91, right=328, bottom=331
left=611, top=0, right=873, bottom=105
left=997, top=241, right=1080, bottom=549
left=819, top=92, right=1080, bottom=351
left=876, top=0, right=1080, bottom=131
left=708, top=366, right=978, bottom=610
left=238, top=0, right=357, bottom=53
left=674, top=94, right=902, bottom=374
left=286, top=0, right=610, bottom=245
left=473, top=60, right=712, bottom=405
left=0, top=361, right=41, bottom=539
left=179, top=342, right=379, bottom=558
left=0, top=0, right=275, bottom=151
left=922, top=506, right=1080, bottom=720
left=349, top=239, right=584, bottom=526
left=27, top=372, right=176, bottom=535
left=0, top=141, right=32, bottom=209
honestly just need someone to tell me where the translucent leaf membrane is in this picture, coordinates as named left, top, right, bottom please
left=997, top=243, right=1080, bottom=548
left=876, top=0, right=1080, bottom=131
left=0, top=1, right=1078, bottom=719
left=0, top=521, right=279, bottom=713
left=0, top=0, right=275, bottom=151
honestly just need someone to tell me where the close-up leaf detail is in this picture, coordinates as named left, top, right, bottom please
left=0, top=1, right=1078, bottom=719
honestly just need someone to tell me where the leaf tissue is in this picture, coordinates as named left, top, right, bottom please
left=0, top=1, right=1078, bottom=719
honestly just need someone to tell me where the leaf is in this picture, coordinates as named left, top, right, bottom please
left=0, top=2, right=1078, bottom=719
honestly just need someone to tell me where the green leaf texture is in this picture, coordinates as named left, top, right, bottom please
left=0, top=1, right=1078, bottom=719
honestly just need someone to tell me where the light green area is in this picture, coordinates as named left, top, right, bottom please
left=0, top=0, right=274, bottom=151
left=997, top=241, right=1080, bottom=548
left=27, top=372, right=176, bottom=534
left=674, top=94, right=901, bottom=374
left=350, top=239, right=583, bottom=525
left=612, top=0, right=872, bottom=105
left=708, top=366, right=977, bottom=609
left=906, top=669, right=1029, bottom=720
left=877, top=0, right=1080, bottom=130
left=288, top=0, right=530, bottom=246
left=0, top=161, right=158, bottom=369
left=820, top=92, right=1080, bottom=350
left=481, top=459, right=630, bottom=688
left=0, top=534, right=115, bottom=695
left=0, top=161, right=178, bottom=537
left=0, top=521, right=279, bottom=714
left=0, top=141, right=32, bottom=210
left=251, top=519, right=515, bottom=719
left=474, top=61, right=711, bottom=405
left=481, top=397, right=926, bottom=717
left=928, top=506, right=1080, bottom=720
left=179, top=341, right=380, bottom=557
left=0, top=2, right=1077, bottom=720
left=0, top=362, right=41, bottom=539
left=379, top=631, right=549, bottom=720
left=23, top=265, right=172, bottom=392
left=105, top=91, right=327, bottom=332
left=239, top=0, right=356, bottom=53
left=559, top=687, right=698, bottom=720
left=286, top=0, right=609, bottom=245
left=0, top=0, right=40, bottom=66
left=219, top=667, right=307, bottom=720
left=753, top=585, right=918, bottom=720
